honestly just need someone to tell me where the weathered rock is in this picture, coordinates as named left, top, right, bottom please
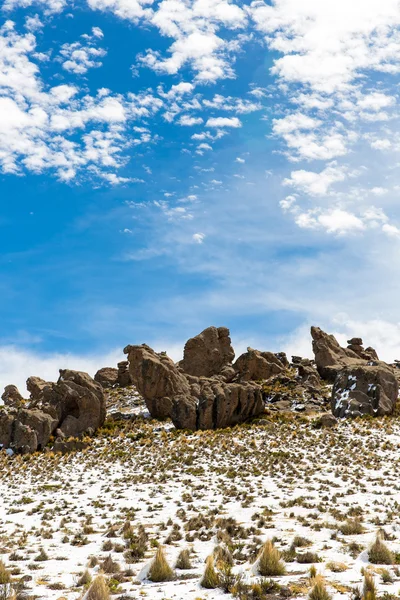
left=0, top=408, right=56, bottom=453
left=94, top=367, right=119, bottom=388
left=311, top=326, right=364, bottom=381
left=297, top=364, right=321, bottom=388
left=1, top=385, right=24, bottom=408
left=169, top=379, right=264, bottom=430
left=125, top=342, right=264, bottom=430
left=275, top=352, right=290, bottom=367
left=0, top=409, right=14, bottom=449
left=124, top=344, right=192, bottom=419
left=347, top=338, right=379, bottom=361
left=26, top=376, right=52, bottom=407
left=13, top=420, right=37, bottom=454
left=18, top=409, right=56, bottom=449
left=117, top=361, right=132, bottom=387
left=316, top=413, right=338, bottom=428
left=180, top=326, right=235, bottom=377
left=234, top=348, right=285, bottom=381
left=44, top=370, right=106, bottom=437
left=347, top=337, right=363, bottom=346
left=196, top=380, right=263, bottom=430
left=332, top=365, right=398, bottom=418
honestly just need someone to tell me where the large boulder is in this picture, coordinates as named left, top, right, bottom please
left=311, top=326, right=365, bottom=381
left=124, top=344, right=192, bottom=419
left=197, top=380, right=263, bottom=430
left=180, top=326, right=235, bottom=377
left=332, top=365, right=398, bottom=418
left=0, top=408, right=56, bottom=454
left=1, top=385, right=24, bottom=408
left=234, top=348, right=285, bottom=381
left=94, top=367, right=119, bottom=388
left=43, top=370, right=106, bottom=437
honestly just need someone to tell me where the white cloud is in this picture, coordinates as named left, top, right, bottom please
left=193, top=232, right=205, bottom=243
left=284, top=164, right=347, bottom=196
left=250, top=0, right=400, bottom=93
left=59, top=32, right=106, bottom=75
left=178, top=115, right=203, bottom=126
left=206, top=116, right=241, bottom=128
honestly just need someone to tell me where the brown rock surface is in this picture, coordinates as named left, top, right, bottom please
left=180, top=326, right=235, bottom=377
left=234, top=348, right=285, bottom=381
left=94, top=367, right=119, bottom=388
left=332, top=364, right=398, bottom=418
left=1, top=385, right=24, bottom=408
left=311, top=326, right=365, bottom=381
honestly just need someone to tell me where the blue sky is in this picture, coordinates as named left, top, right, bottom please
left=2, top=0, right=400, bottom=391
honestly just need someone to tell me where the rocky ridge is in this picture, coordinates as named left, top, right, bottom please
left=1, top=324, right=399, bottom=453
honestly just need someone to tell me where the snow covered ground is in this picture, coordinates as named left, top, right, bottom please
left=1, top=394, right=400, bottom=600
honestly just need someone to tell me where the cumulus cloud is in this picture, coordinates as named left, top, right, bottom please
left=205, top=116, right=241, bottom=128
left=59, top=30, right=106, bottom=75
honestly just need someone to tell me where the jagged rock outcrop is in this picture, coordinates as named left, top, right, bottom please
left=180, top=326, right=235, bottom=377
left=234, top=348, right=285, bottom=381
left=0, top=408, right=56, bottom=454
left=332, top=364, right=398, bottom=418
left=346, top=338, right=379, bottom=361
left=311, top=326, right=366, bottom=381
left=94, top=367, right=119, bottom=388
left=1, top=385, right=24, bottom=408
left=124, top=344, right=192, bottom=420
left=124, top=338, right=264, bottom=430
left=26, top=376, right=51, bottom=407
left=1, top=370, right=105, bottom=454
left=43, top=370, right=106, bottom=437
left=170, top=379, right=264, bottom=430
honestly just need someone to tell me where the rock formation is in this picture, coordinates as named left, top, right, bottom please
left=234, top=348, right=285, bottom=381
left=0, top=370, right=105, bottom=454
left=311, top=326, right=397, bottom=419
left=94, top=361, right=132, bottom=388
left=94, top=367, right=119, bottom=388
left=180, top=326, right=235, bottom=377
left=1, top=385, right=24, bottom=408
left=311, top=326, right=366, bottom=381
left=332, top=364, right=398, bottom=418
left=117, top=361, right=131, bottom=387
left=124, top=329, right=264, bottom=430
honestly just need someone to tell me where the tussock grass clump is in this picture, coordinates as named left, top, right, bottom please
left=175, top=549, right=192, bottom=570
left=368, top=536, right=394, bottom=565
left=148, top=546, right=174, bottom=582
left=87, top=576, right=110, bottom=600
left=0, top=561, right=11, bottom=585
left=200, top=555, right=220, bottom=589
left=297, top=551, right=321, bottom=564
left=77, top=569, right=92, bottom=587
left=101, top=555, right=120, bottom=574
left=363, top=571, right=377, bottom=600
left=309, top=578, right=331, bottom=600
left=257, top=540, right=286, bottom=576
left=339, top=519, right=364, bottom=535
